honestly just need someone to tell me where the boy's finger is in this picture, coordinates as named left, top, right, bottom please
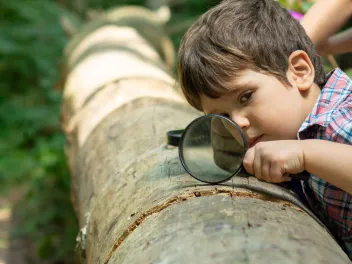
left=253, top=149, right=263, bottom=180
left=261, top=160, right=271, bottom=182
left=213, top=148, right=243, bottom=172
left=243, top=148, right=255, bottom=174
left=211, top=132, right=244, bottom=152
left=283, top=176, right=292, bottom=182
left=270, top=161, right=283, bottom=182
left=270, top=162, right=291, bottom=183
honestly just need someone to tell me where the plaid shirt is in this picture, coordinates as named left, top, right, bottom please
left=297, top=68, right=352, bottom=258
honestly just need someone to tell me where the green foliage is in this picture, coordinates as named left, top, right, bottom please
left=278, top=0, right=312, bottom=13
left=167, top=0, right=219, bottom=48
left=0, top=0, right=78, bottom=262
left=0, top=1, right=69, bottom=95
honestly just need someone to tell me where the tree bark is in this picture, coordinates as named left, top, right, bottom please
left=60, top=6, right=350, bottom=264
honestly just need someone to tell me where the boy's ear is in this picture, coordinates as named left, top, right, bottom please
left=286, top=50, right=315, bottom=91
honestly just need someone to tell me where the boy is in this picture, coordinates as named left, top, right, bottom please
left=177, top=0, right=352, bottom=259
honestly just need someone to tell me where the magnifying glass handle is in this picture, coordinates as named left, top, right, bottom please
left=167, top=129, right=184, bottom=147
left=291, top=171, right=310, bottom=181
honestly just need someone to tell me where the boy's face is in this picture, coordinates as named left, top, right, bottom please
left=201, top=69, right=318, bottom=148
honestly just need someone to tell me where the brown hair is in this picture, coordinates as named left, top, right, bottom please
left=177, top=0, right=326, bottom=111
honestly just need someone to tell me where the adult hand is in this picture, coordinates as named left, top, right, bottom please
left=243, top=140, right=305, bottom=183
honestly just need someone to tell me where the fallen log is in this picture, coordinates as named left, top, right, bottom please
left=60, top=5, right=350, bottom=264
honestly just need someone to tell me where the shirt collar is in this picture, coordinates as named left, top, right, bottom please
left=298, top=68, right=352, bottom=134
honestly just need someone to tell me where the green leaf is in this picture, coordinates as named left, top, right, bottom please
left=344, top=68, right=352, bottom=79
left=302, top=2, right=315, bottom=13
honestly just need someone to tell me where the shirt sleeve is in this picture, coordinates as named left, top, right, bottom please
left=325, top=93, right=352, bottom=144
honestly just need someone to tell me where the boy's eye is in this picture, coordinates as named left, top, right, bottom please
left=239, top=91, right=253, bottom=104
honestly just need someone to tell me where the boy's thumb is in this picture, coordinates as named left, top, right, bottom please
left=243, top=148, right=254, bottom=175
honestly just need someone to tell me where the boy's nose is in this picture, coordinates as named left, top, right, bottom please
left=230, top=114, right=250, bottom=130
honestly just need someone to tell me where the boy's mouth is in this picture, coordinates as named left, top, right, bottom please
left=248, top=135, right=263, bottom=148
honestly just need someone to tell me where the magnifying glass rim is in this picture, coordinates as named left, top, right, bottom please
left=179, top=114, right=249, bottom=184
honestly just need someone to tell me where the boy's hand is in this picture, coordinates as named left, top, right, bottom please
left=243, top=140, right=305, bottom=183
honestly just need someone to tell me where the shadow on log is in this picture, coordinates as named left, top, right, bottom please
left=60, top=5, right=350, bottom=264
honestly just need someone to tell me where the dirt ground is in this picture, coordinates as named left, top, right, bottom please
left=0, top=189, right=38, bottom=264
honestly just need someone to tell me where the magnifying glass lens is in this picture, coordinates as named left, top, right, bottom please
left=179, top=115, right=246, bottom=184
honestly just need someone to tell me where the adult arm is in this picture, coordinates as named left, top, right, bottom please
left=300, top=0, right=352, bottom=47
left=318, top=28, right=352, bottom=56
left=303, top=139, right=352, bottom=194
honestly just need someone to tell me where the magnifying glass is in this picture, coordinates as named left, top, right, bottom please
left=167, top=114, right=309, bottom=184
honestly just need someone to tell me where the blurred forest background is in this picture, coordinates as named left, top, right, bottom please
left=0, top=0, right=351, bottom=263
